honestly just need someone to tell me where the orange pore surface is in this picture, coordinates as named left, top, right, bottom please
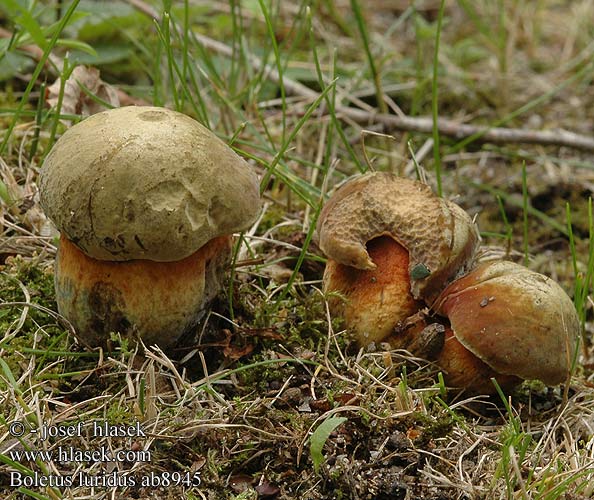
left=324, top=236, right=421, bottom=345
left=55, top=233, right=231, bottom=349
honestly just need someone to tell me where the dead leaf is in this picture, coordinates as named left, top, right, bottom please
left=406, top=427, right=421, bottom=440
left=223, top=342, right=255, bottom=360
left=255, top=480, right=281, bottom=498
left=229, top=474, right=253, bottom=493
left=239, top=327, right=283, bottom=340
left=46, top=66, right=120, bottom=123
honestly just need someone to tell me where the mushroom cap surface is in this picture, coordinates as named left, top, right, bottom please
left=316, top=172, right=479, bottom=300
left=40, top=106, right=261, bottom=261
left=435, top=260, right=580, bottom=385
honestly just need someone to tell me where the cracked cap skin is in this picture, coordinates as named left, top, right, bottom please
left=316, top=171, right=480, bottom=301
left=40, top=106, right=261, bottom=262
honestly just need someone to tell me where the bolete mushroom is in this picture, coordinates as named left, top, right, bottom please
left=433, top=260, right=580, bottom=393
left=39, top=106, right=261, bottom=349
left=317, top=172, right=480, bottom=346
left=317, top=172, right=580, bottom=394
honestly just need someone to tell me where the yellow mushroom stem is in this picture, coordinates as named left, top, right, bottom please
left=55, top=233, right=231, bottom=349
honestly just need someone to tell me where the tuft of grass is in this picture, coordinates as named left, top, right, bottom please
left=0, top=0, right=83, bottom=155
left=431, top=0, right=446, bottom=197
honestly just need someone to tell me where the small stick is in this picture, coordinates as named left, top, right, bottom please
left=339, top=107, right=594, bottom=152
left=130, top=0, right=594, bottom=153
left=6, top=3, right=594, bottom=153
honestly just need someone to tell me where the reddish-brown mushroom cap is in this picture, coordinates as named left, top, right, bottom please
left=435, top=260, right=580, bottom=386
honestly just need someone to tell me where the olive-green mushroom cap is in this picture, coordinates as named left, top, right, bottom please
left=39, top=106, right=261, bottom=261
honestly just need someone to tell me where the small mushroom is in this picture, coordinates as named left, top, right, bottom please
left=433, top=260, right=580, bottom=393
left=317, top=172, right=479, bottom=345
left=39, top=106, right=261, bottom=349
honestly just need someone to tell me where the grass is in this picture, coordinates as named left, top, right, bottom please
left=0, top=0, right=593, bottom=499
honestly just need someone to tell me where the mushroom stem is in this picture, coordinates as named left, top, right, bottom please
left=387, top=314, right=446, bottom=360
left=436, top=328, right=521, bottom=394
left=324, top=236, right=421, bottom=345
left=55, top=234, right=231, bottom=349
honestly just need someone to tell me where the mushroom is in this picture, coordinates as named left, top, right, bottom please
left=317, top=172, right=480, bottom=346
left=317, top=172, right=580, bottom=393
left=433, top=260, right=580, bottom=393
left=39, top=106, right=261, bottom=349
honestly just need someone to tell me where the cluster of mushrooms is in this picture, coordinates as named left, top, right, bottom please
left=39, top=106, right=580, bottom=394
left=316, top=172, right=580, bottom=394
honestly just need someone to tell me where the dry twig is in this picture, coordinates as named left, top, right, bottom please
left=3, top=3, right=593, bottom=152
left=126, top=0, right=594, bottom=153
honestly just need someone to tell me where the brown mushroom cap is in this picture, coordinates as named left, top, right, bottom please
left=316, top=172, right=480, bottom=301
left=40, top=106, right=261, bottom=261
left=435, top=260, right=580, bottom=385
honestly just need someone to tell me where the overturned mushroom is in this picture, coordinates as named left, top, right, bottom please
left=433, top=260, right=580, bottom=393
left=317, top=172, right=479, bottom=345
left=39, top=106, right=261, bottom=349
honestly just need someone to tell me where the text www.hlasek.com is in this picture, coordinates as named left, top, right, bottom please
left=9, top=446, right=151, bottom=463
left=7, top=419, right=202, bottom=489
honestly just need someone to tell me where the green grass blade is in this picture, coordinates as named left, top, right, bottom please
left=0, top=0, right=82, bottom=156
left=308, top=7, right=363, bottom=172
left=310, top=416, right=347, bottom=474
left=521, top=162, right=529, bottom=266
left=258, top=0, right=286, bottom=144
left=431, top=0, right=446, bottom=196
left=350, top=0, right=386, bottom=114
left=259, top=78, right=338, bottom=202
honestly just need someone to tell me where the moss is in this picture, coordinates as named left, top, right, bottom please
left=0, top=257, right=71, bottom=389
left=403, top=410, right=456, bottom=448
left=1, top=256, right=57, bottom=311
